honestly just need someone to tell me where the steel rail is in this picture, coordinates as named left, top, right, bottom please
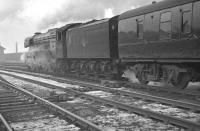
left=0, top=79, right=102, bottom=131
left=3, top=72, right=200, bottom=112
left=2, top=72, right=200, bottom=130
left=0, top=114, right=13, bottom=131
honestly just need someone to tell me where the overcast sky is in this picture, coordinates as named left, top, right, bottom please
left=0, top=0, right=162, bottom=53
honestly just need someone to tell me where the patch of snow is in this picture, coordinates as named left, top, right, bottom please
left=88, top=106, right=182, bottom=131
left=67, top=98, right=88, bottom=103
left=0, top=70, right=84, bottom=90
left=141, top=103, right=200, bottom=122
left=11, top=117, right=80, bottom=131
left=84, top=91, right=113, bottom=98
left=0, top=74, right=67, bottom=98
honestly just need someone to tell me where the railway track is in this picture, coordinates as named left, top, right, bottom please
left=0, top=76, right=102, bottom=131
left=1, top=67, right=200, bottom=99
left=1, top=68, right=200, bottom=111
left=0, top=69, right=200, bottom=130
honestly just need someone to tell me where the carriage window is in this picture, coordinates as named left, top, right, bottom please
left=182, top=11, right=191, bottom=34
left=137, top=19, right=143, bottom=39
left=160, top=12, right=171, bottom=39
left=118, top=17, right=137, bottom=44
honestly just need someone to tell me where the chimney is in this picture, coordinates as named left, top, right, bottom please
left=16, top=42, right=18, bottom=53
left=152, top=1, right=156, bottom=4
left=34, top=32, right=41, bottom=35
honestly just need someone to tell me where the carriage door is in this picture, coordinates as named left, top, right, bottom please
left=193, top=1, right=200, bottom=38
left=180, top=3, right=192, bottom=39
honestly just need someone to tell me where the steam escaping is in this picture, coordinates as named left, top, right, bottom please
left=122, top=69, right=167, bottom=87
left=104, top=8, right=114, bottom=18
left=122, top=69, right=139, bottom=83
left=20, top=53, right=26, bottom=62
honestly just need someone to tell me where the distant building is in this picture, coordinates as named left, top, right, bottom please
left=0, top=45, right=5, bottom=55
left=3, top=52, right=23, bottom=62
left=0, top=44, right=23, bottom=62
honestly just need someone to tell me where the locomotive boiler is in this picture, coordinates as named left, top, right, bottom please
left=24, top=29, right=57, bottom=72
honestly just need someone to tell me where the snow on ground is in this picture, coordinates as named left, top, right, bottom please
left=84, top=90, right=114, bottom=98
left=0, top=74, right=65, bottom=98
left=142, top=103, right=200, bottom=122
left=88, top=106, right=183, bottom=131
left=0, top=70, right=199, bottom=128
left=0, top=70, right=84, bottom=89
left=67, top=97, right=88, bottom=103
left=59, top=98, right=183, bottom=130
left=5, top=109, right=80, bottom=131
left=109, top=93, right=200, bottom=123
left=11, top=116, right=80, bottom=131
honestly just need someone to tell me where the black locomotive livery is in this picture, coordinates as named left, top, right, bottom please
left=24, top=0, right=200, bottom=89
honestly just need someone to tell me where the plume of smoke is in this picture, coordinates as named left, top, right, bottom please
left=122, top=69, right=139, bottom=83
left=37, top=0, right=162, bottom=30
left=0, top=0, right=162, bottom=53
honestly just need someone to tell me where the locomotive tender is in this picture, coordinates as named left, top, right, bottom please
left=24, top=0, right=200, bottom=89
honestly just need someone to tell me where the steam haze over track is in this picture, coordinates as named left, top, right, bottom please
left=0, top=0, right=161, bottom=53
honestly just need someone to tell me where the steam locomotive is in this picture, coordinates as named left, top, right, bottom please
left=24, top=0, right=200, bottom=89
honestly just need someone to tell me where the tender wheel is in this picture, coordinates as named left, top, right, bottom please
left=171, top=73, right=191, bottom=89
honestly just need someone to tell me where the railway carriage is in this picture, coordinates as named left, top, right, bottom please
left=118, top=0, right=200, bottom=88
